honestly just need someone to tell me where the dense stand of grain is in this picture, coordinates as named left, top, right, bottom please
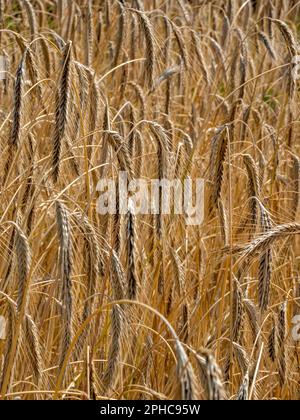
left=0, top=0, right=299, bottom=400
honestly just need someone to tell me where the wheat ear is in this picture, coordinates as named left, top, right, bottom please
left=196, top=349, right=226, bottom=400
left=52, top=41, right=72, bottom=183
left=209, top=125, right=228, bottom=214
left=102, top=250, right=125, bottom=388
left=127, top=203, right=138, bottom=299
left=277, top=302, right=287, bottom=387
left=240, top=223, right=300, bottom=260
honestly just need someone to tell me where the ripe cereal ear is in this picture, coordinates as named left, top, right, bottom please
left=0, top=316, right=6, bottom=340
left=0, top=0, right=299, bottom=401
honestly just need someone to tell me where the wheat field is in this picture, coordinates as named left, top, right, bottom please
left=0, top=0, right=299, bottom=401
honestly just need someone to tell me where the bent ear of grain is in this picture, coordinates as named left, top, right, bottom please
left=240, top=224, right=300, bottom=260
